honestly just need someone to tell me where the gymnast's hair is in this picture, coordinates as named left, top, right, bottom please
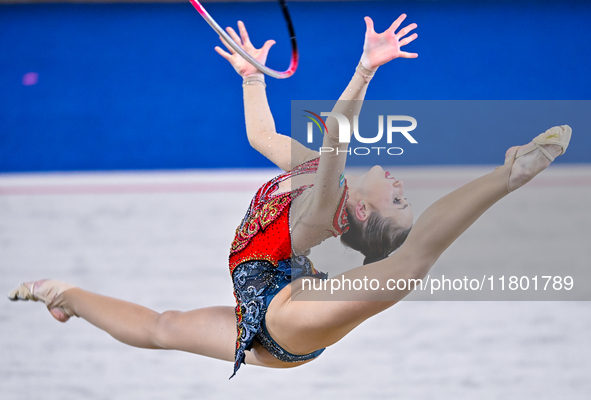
left=340, top=212, right=412, bottom=265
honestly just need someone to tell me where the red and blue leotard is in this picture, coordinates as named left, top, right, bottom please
left=228, top=158, right=349, bottom=377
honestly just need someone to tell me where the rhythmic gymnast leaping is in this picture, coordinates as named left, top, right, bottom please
left=8, top=14, right=571, bottom=378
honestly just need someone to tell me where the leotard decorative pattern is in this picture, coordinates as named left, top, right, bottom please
left=229, top=158, right=349, bottom=377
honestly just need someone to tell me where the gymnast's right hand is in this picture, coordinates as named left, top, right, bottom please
left=215, top=21, right=276, bottom=77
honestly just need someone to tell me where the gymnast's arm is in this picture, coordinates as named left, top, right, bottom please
left=291, top=15, right=418, bottom=252
left=215, top=21, right=317, bottom=171
left=315, top=15, right=419, bottom=192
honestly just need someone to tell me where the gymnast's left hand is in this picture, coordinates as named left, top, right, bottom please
left=360, top=14, right=418, bottom=71
left=215, top=21, right=275, bottom=77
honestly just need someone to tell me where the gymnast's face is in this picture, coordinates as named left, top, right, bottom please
left=356, top=165, right=414, bottom=230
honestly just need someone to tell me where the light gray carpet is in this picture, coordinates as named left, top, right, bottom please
left=2, top=165, right=590, bottom=399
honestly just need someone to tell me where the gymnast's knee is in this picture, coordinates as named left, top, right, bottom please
left=151, top=310, right=182, bottom=350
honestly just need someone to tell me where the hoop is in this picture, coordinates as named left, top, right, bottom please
left=188, top=0, right=299, bottom=79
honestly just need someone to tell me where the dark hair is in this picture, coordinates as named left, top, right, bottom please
left=341, top=212, right=412, bottom=265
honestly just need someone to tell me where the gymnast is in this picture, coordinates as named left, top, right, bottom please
left=8, top=14, right=571, bottom=378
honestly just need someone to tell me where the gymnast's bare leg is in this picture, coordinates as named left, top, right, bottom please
left=8, top=131, right=568, bottom=370
left=264, top=135, right=569, bottom=356
left=8, top=280, right=293, bottom=368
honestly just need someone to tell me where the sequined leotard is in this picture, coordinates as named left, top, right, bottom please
left=229, top=158, right=349, bottom=377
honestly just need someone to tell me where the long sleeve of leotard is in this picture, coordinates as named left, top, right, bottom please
left=242, top=75, right=318, bottom=171
left=291, top=65, right=375, bottom=254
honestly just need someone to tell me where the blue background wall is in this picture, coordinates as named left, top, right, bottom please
left=1, top=1, right=590, bottom=172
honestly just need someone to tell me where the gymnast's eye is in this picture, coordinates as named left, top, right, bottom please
left=393, top=197, right=401, bottom=204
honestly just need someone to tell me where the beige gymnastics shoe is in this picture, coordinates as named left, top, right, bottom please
left=517, top=125, right=571, bottom=161
left=8, top=279, right=77, bottom=322
left=506, top=125, right=572, bottom=192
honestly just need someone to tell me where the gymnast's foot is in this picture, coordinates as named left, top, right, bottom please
left=7, top=279, right=77, bottom=322
left=505, top=125, right=572, bottom=192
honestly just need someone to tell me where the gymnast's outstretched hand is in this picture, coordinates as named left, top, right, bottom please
left=360, top=14, right=418, bottom=70
left=215, top=21, right=275, bottom=77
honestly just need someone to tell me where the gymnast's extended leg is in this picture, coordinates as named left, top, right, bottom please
left=8, top=281, right=286, bottom=367
left=266, top=128, right=571, bottom=356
